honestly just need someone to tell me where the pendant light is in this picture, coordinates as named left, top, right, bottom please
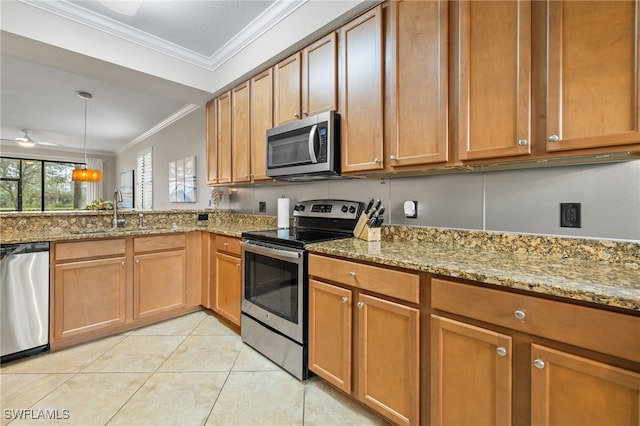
left=72, top=91, right=102, bottom=182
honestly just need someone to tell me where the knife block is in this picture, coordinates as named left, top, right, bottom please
left=353, top=213, right=381, bottom=242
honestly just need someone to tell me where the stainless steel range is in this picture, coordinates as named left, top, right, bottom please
left=240, top=199, right=364, bottom=380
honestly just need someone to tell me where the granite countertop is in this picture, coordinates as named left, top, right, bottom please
left=0, top=223, right=268, bottom=244
left=306, top=238, right=640, bottom=313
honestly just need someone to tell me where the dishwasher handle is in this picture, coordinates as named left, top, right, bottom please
left=0, top=242, right=50, bottom=258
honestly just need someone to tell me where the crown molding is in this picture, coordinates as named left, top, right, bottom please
left=116, top=103, right=201, bottom=154
left=19, top=0, right=306, bottom=71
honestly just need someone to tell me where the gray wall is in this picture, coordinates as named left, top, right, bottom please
left=228, top=160, right=640, bottom=241
left=114, top=107, right=210, bottom=210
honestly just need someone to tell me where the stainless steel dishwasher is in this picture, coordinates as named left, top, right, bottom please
left=1, top=242, right=50, bottom=363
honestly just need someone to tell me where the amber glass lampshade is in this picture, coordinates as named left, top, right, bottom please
left=72, top=167, right=102, bottom=182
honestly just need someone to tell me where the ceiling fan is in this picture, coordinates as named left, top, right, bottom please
left=0, top=129, right=59, bottom=147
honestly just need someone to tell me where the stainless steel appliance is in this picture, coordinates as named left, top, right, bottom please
left=241, top=199, right=363, bottom=380
left=1, top=242, right=50, bottom=363
left=266, top=110, right=340, bottom=181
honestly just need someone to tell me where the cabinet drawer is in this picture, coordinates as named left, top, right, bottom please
left=431, top=277, right=640, bottom=363
left=215, top=235, right=241, bottom=256
left=309, top=254, right=420, bottom=304
left=55, top=238, right=126, bottom=261
left=134, top=233, right=186, bottom=253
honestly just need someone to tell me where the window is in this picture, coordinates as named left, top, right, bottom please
left=136, top=147, right=152, bottom=210
left=0, top=157, right=86, bottom=211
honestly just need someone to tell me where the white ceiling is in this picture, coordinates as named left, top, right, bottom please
left=0, top=0, right=293, bottom=156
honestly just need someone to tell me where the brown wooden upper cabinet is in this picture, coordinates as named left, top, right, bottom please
left=546, top=0, right=640, bottom=152
left=340, top=4, right=384, bottom=174
left=232, top=82, right=251, bottom=183
left=206, top=92, right=232, bottom=185
left=250, top=69, right=274, bottom=182
left=274, top=32, right=337, bottom=126
left=454, top=0, right=532, bottom=162
left=205, top=99, right=218, bottom=185
left=385, top=0, right=449, bottom=169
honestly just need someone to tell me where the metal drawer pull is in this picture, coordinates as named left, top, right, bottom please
left=496, top=347, right=507, bottom=357
left=514, top=310, right=526, bottom=320
left=349, top=271, right=356, bottom=277
left=121, top=261, right=126, bottom=266
left=135, top=259, right=140, bottom=264
left=533, top=359, right=545, bottom=369
left=357, top=302, right=364, bottom=309
left=341, top=296, right=348, bottom=304
left=548, top=134, right=560, bottom=142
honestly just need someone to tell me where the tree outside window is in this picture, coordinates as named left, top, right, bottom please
left=0, top=157, right=86, bottom=211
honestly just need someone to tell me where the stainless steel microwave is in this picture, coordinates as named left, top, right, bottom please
left=266, top=110, right=340, bottom=181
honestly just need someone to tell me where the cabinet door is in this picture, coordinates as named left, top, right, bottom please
left=546, top=1, right=640, bottom=152
left=531, top=344, right=640, bottom=426
left=274, top=52, right=301, bottom=126
left=214, top=251, right=241, bottom=326
left=386, top=0, right=448, bottom=168
left=302, top=32, right=337, bottom=117
left=456, top=0, right=531, bottom=161
left=53, top=257, right=127, bottom=340
left=431, top=315, right=512, bottom=426
left=250, top=68, right=273, bottom=182
left=357, top=293, right=419, bottom=426
left=232, top=81, right=251, bottom=183
left=217, top=91, right=233, bottom=185
left=308, top=279, right=352, bottom=393
left=134, top=250, right=186, bottom=319
left=205, top=99, right=219, bottom=185
left=339, top=5, right=384, bottom=173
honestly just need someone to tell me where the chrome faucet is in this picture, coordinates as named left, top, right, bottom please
left=113, top=189, right=127, bottom=228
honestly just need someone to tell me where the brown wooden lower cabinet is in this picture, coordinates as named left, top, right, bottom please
left=308, top=274, right=420, bottom=425
left=530, top=344, right=640, bottom=426
left=209, top=234, right=242, bottom=327
left=430, top=315, right=512, bottom=426
left=53, top=256, right=127, bottom=340
left=51, top=233, right=200, bottom=350
left=431, top=276, right=640, bottom=426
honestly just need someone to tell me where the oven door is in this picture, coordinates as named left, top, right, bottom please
left=241, top=240, right=306, bottom=343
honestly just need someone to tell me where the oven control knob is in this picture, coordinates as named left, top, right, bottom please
left=341, top=205, right=348, bottom=213
left=348, top=206, right=356, bottom=214
left=294, top=204, right=305, bottom=211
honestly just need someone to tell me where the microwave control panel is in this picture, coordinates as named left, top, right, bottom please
left=317, top=125, right=328, bottom=162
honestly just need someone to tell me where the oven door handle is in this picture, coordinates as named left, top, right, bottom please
left=241, top=241, right=302, bottom=260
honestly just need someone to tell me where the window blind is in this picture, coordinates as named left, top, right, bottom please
left=136, top=147, right=152, bottom=210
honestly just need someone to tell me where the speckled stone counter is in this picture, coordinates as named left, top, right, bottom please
left=0, top=210, right=277, bottom=243
left=2, top=210, right=638, bottom=312
left=307, top=231, right=640, bottom=312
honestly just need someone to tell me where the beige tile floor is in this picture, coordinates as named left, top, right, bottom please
left=1, top=310, right=390, bottom=426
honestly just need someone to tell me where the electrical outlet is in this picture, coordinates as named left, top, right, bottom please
left=197, top=213, right=209, bottom=221
left=259, top=201, right=266, bottom=213
left=560, top=203, right=581, bottom=228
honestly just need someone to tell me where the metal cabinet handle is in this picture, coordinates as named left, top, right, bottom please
left=389, top=155, right=396, bottom=160
left=294, top=113, right=300, bottom=119
left=357, top=302, right=364, bottom=309
left=223, top=242, right=229, bottom=247
left=121, top=261, right=126, bottom=266
left=341, top=296, right=348, bottom=304
left=236, top=263, right=241, bottom=268
left=349, top=271, right=356, bottom=277
left=303, top=111, right=308, bottom=117
left=518, top=139, right=528, bottom=146
left=135, top=259, right=140, bottom=264
left=548, top=134, right=560, bottom=142
left=496, top=347, right=508, bottom=357
left=374, top=158, right=381, bottom=164
left=514, top=310, right=526, bottom=320
left=533, top=359, right=545, bottom=369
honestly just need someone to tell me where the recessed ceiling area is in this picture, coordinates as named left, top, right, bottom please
left=0, top=0, right=290, bottom=155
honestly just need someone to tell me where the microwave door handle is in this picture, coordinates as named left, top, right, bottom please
left=308, top=124, right=318, bottom=164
